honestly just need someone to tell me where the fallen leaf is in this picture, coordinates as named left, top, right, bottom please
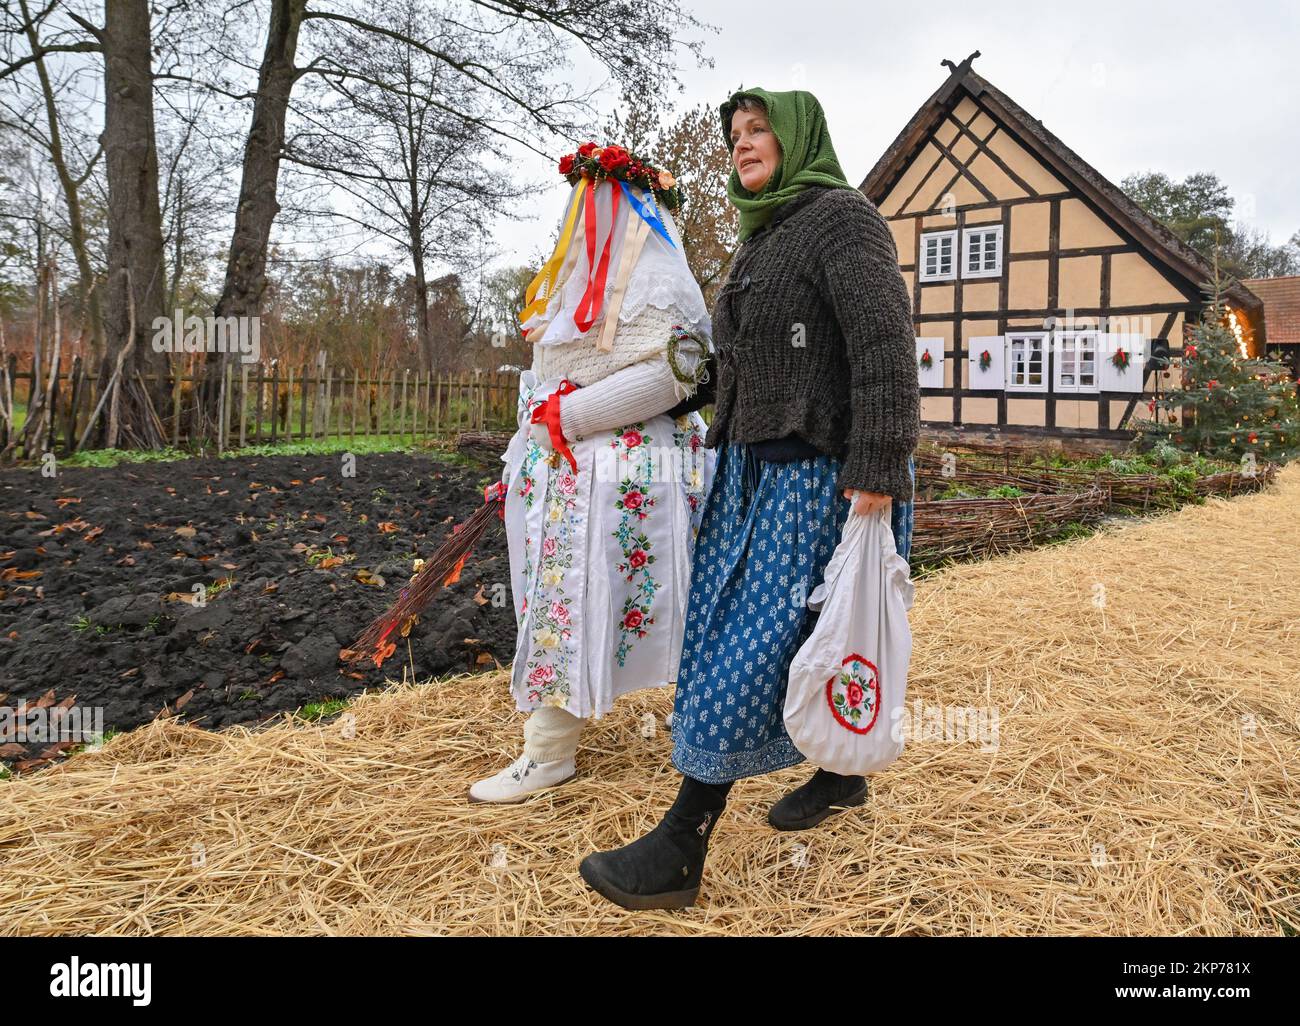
left=24, top=511, right=46, bottom=520
left=174, top=689, right=195, bottom=710
left=443, top=552, right=469, bottom=586
left=473, top=583, right=489, bottom=606
left=476, top=652, right=496, bottom=666
left=268, top=670, right=284, bottom=683
left=0, top=568, right=41, bottom=581
left=354, top=569, right=386, bottom=588
left=174, top=526, right=197, bottom=539
left=164, top=591, right=200, bottom=604
left=317, top=556, right=345, bottom=569
left=54, top=497, right=81, bottom=508
left=377, top=521, right=399, bottom=533
left=83, top=526, right=104, bottom=543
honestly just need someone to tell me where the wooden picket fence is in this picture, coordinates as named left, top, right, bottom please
left=0, top=353, right=521, bottom=456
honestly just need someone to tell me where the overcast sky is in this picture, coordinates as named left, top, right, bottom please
left=489, top=0, right=1299, bottom=270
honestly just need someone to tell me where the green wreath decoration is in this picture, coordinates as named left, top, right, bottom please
left=667, top=325, right=711, bottom=390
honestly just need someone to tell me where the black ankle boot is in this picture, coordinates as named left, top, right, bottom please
left=767, top=768, right=868, bottom=831
left=579, top=776, right=731, bottom=910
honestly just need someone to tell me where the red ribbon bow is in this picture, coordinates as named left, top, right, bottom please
left=483, top=481, right=507, bottom=520
left=530, top=379, right=580, bottom=473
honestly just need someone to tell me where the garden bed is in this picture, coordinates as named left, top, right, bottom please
left=0, top=449, right=516, bottom=772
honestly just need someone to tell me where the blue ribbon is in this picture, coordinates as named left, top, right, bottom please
left=617, top=180, right=675, bottom=249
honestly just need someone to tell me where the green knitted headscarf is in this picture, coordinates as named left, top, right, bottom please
left=720, top=87, right=854, bottom=241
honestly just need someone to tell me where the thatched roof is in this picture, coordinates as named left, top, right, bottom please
left=860, top=55, right=1266, bottom=344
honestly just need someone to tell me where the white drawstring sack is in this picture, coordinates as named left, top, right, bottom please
left=784, top=503, right=915, bottom=776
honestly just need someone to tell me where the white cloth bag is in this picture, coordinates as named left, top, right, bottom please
left=783, top=504, right=915, bottom=776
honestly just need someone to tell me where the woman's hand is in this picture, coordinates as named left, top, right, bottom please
left=843, top=488, right=891, bottom=517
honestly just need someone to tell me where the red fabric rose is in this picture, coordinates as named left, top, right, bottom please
left=623, top=609, right=643, bottom=630
left=621, top=429, right=642, bottom=449
left=629, top=549, right=647, bottom=569
left=577, top=141, right=598, bottom=157
left=600, top=145, right=630, bottom=171
left=622, top=490, right=643, bottom=510
left=558, top=154, right=575, bottom=175
left=847, top=681, right=864, bottom=708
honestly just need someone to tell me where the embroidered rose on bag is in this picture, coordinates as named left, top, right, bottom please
left=826, top=654, right=881, bottom=735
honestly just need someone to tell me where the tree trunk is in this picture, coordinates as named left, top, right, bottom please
left=96, top=0, right=169, bottom=449
left=410, top=232, right=433, bottom=373
left=196, top=0, right=307, bottom=438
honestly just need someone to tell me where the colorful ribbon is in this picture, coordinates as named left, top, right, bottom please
left=617, top=180, right=675, bottom=248
left=573, top=182, right=621, bottom=333
left=530, top=379, right=580, bottom=473
left=519, top=178, right=588, bottom=328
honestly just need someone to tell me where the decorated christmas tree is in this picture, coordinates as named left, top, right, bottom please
left=1155, top=264, right=1300, bottom=464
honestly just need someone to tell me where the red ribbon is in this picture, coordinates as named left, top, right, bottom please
left=573, top=183, right=620, bottom=333
left=530, top=379, right=579, bottom=473
left=483, top=481, right=507, bottom=520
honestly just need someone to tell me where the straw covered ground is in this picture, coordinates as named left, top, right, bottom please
left=2, top=465, right=1298, bottom=936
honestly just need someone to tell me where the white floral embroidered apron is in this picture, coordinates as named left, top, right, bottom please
left=501, top=371, right=714, bottom=719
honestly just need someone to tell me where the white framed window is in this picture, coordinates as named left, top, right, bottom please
left=962, top=224, right=1004, bottom=278
left=1006, top=332, right=1048, bottom=392
left=1055, top=331, right=1099, bottom=393
left=919, top=230, right=958, bottom=282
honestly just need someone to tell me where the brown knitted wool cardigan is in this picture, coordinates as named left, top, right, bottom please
left=706, top=185, right=919, bottom=502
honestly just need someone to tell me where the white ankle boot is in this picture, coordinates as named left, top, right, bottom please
left=468, top=752, right=577, bottom=803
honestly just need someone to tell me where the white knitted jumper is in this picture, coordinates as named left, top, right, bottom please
left=528, top=304, right=707, bottom=441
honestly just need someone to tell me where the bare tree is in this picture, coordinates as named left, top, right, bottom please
left=0, top=0, right=106, bottom=362
left=187, top=0, right=707, bottom=435
left=68, top=0, right=170, bottom=448
left=296, top=0, right=519, bottom=371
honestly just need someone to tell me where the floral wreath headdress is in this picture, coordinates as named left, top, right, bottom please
left=559, top=142, right=682, bottom=210
left=519, top=141, right=685, bottom=350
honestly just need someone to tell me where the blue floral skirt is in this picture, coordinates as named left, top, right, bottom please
left=670, top=443, right=915, bottom=784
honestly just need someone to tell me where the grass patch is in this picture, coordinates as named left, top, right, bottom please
left=296, top=698, right=351, bottom=722
left=39, top=432, right=503, bottom=470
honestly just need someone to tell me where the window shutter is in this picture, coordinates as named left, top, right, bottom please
left=967, top=336, right=1006, bottom=389
left=1101, top=333, right=1147, bottom=393
left=915, top=337, right=946, bottom=389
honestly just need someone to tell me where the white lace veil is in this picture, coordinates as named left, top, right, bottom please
left=525, top=179, right=710, bottom=347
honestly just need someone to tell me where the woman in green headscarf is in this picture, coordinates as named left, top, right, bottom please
left=579, top=89, right=920, bottom=910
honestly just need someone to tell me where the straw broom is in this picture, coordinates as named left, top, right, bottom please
left=344, top=490, right=504, bottom=668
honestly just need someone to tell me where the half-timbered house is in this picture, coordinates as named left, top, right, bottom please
left=859, top=54, right=1267, bottom=441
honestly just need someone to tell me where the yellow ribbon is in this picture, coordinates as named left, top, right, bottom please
left=519, top=178, right=587, bottom=328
